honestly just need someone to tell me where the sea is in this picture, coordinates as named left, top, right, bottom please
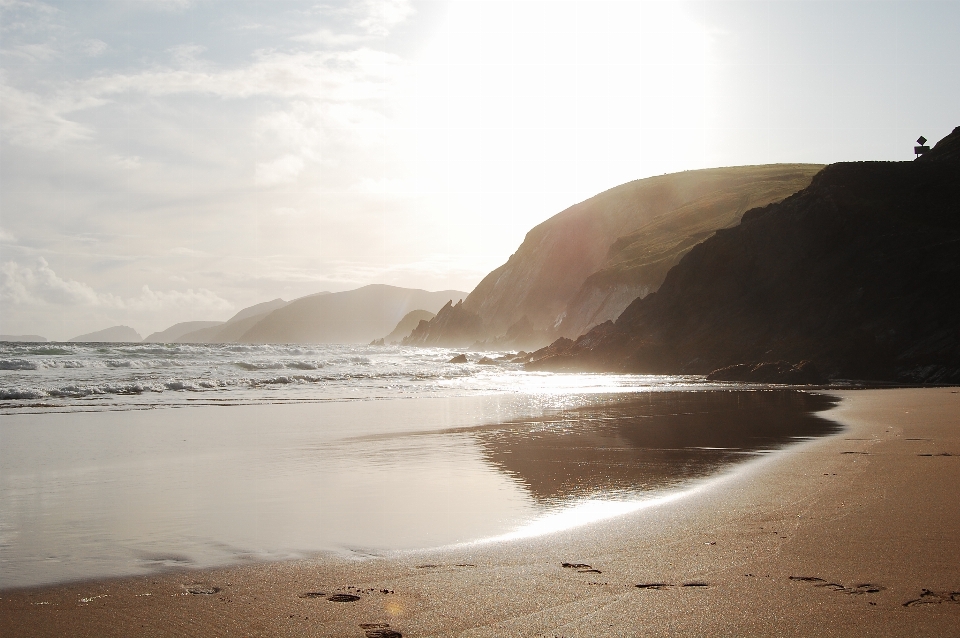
left=0, top=342, right=841, bottom=589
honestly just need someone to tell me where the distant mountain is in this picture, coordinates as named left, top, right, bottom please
left=225, top=298, right=289, bottom=323
left=0, top=334, right=47, bottom=342
left=378, top=309, right=435, bottom=344
left=238, top=285, right=467, bottom=344
left=175, top=298, right=290, bottom=343
left=407, top=164, right=822, bottom=349
left=69, top=325, right=142, bottom=343
left=142, top=321, right=223, bottom=343
left=527, top=127, right=960, bottom=383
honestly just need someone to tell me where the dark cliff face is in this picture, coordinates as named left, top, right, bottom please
left=530, top=127, right=960, bottom=383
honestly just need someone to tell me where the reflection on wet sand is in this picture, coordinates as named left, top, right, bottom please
left=474, top=390, right=840, bottom=504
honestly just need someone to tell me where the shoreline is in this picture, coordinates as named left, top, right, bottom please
left=3, top=387, right=959, bottom=636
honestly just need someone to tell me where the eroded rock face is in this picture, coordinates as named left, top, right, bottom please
left=527, top=127, right=960, bottom=384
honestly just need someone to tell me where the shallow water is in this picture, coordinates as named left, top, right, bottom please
left=0, top=387, right=838, bottom=589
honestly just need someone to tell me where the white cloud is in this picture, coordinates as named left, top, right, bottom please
left=0, top=227, right=15, bottom=242
left=271, top=207, right=303, bottom=217
left=121, top=284, right=231, bottom=314
left=0, top=82, right=96, bottom=148
left=255, top=154, right=306, bottom=186
left=0, top=257, right=232, bottom=314
left=1, top=258, right=101, bottom=306
left=81, top=39, right=108, bottom=57
left=291, top=28, right=365, bottom=47
left=167, top=43, right=206, bottom=64
left=354, top=0, right=414, bottom=36
left=81, top=48, right=401, bottom=101
left=110, top=154, right=141, bottom=169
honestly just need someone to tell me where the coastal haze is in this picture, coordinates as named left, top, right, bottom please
left=2, top=2, right=960, bottom=637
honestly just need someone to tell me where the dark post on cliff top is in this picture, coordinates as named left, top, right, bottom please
left=915, top=136, right=930, bottom=158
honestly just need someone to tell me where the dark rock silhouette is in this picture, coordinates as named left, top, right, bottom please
left=377, top=309, right=435, bottom=344
left=528, top=127, right=960, bottom=383
left=402, top=299, right=484, bottom=347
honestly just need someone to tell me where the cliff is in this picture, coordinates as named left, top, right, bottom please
left=528, top=127, right=960, bottom=383
left=409, top=164, right=822, bottom=349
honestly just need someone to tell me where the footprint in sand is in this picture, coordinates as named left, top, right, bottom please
left=327, top=593, right=361, bottom=602
left=635, top=583, right=672, bottom=590
left=298, top=592, right=326, bottom=599
left=184, top=585, right=220, bottom=595
left=561, top=562, right=602, bottom=574
left=360, top=623, right=402, bottom=637
left=789, top=576, right=883, bottom=595
left=635, top=582, right=709, bottom=590
left=917, top=452, right=954, bottom=457
left=903, top=589, right=960, bottom=607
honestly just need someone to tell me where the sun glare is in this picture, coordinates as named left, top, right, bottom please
left=391, top=1, right=719, bottom=251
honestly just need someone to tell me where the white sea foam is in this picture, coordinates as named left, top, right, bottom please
left=0, top=341, right=714, bottom=413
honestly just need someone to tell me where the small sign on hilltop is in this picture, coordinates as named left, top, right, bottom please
left=914, top=136, right=930, bottom=158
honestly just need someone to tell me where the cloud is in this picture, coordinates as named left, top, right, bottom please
left=82, top=47, right=402, bottom=101
left=354, top=0, right=414, bottom=37
left=81, top=39, right=108, bottom=57
left=110, top=154, right=141, bottom=169
left=0, top=82, right=102, bottom=148
left=167, top=43, right=206, bottom=64
left=0, top=257, right=232, bottom=314
left=255, top=154, right=305, bottom=186
left=1, top=257, right=100, bottom=305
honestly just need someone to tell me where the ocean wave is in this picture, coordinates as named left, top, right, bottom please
left=286, top=360, right=323, bottom=370
left=27, top=347, right=75, bottom=356
left=0, top=359, right=39, bottom=370
left=235, top=361, right=286, bottom=371
left=164, top=380, right=201, bottom=391
left=0, top=387, right=46, bottom=400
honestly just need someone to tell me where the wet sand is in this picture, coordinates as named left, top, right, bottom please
left=3, top=387, right=959, bottom=637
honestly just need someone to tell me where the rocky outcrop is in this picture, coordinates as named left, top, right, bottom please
left=379, top=309, right=436, bottom=344
left=401, top=299, right=485, bottom=348
left=409, top=164, right=821, bottom=349
left=706, top=361, right=824, bottom=384
left=528, top=127, right=960, bottom=384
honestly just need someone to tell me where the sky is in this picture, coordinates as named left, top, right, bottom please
left=1, top=0, right=958, bottom=340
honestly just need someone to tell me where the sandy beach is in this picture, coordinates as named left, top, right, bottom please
left=2, top=387, right=959, bottom=637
